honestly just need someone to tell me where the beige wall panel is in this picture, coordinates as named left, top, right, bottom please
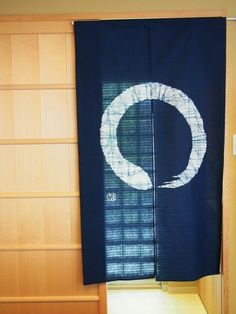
left=0, top=17, right=103, bottom=314
left=66, top=33, right=75, bottom=84
left=0, top=302, right=98, bottom=314
left=13, top=90, right=41, bottom=138
left=40, top=89, right=77, bottom=138
left=0, top=91, right=14, bottom=137
left=0, top=201, right=18, bottom=245
left=0, top=198, right=81, bottom=246
left=0, top=144, right=79, bottom=192
left=0, top=35, right=12, bottom=84
left=68, top=143, right=80, bottom=190
left=11, top=35, right=39, bottom=84
left=0, top=252, right=20, bottom=296
left=0, top=251, right=98, bottom=296
left=199, top=275, right=221, bottom=314
left=67, top=89, right=77, bottom=138
left=0, top=0, right=231, bottom=15
left=0, top=89, right=77, bottom=139
left=42, top=198, right=80, bottom=245
left=0, top=145, right=16, bottom=190
left=13, top=204, right=45, bottom=245
left=0, top=21, right=73, bottom=34
left=166, top=281, right=197, bottom=293
left=39, top=34, right=67, bottom=84
left=69, top=198, right=81, bottom=245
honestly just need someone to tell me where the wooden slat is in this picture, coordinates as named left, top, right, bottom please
left=0, top=84, right=75, bottom=90
left=0, top=198, right=81, bottom=247
left=40, top=89, right=77, bottom=138
left=11, top=35, right=40, bottom=84
left=0, top=296, right=99, bottom=303
left=0, top=192, right=79, bottom=198
left=0, top=21, right=73, bottom=34
left=0, top=139, right=77, bottom=145
left=0, top=251, right=98, bottom=297
left=98, top=285, right=107, bottom=314
left=0, top=302, right=99, bottom=314
left=0, top=35, right=12, bottom=84
left=66, top=34, right=75, bottom=84
left=0, top=10, right=227, bottom=22
left=0, top=34, right=75, bottom=85
left=0, top=245, right=82, bottom=251
left=0, top=89, right=77, bottom=139
left=0, top=145, right=79, bottom=193
left=39, top=34, right=68, bottom=84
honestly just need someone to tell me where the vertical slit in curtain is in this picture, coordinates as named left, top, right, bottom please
left=151, top=101, right=158, bottom=279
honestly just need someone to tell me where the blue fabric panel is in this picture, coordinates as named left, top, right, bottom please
left=74, top=17, right=225, bottom=284
left=151, top=18, right=225, bottom=281
left=74, top=24, right=106, bottom=284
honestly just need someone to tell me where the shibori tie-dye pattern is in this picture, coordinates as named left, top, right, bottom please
left=100, top=82, right=207, bottom=190
left=101, top=82, right=207, bottom=280
left=102, top=82, right=155, bottom=280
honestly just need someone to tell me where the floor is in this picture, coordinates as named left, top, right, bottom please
left=108, top=290, right=207, bottom=314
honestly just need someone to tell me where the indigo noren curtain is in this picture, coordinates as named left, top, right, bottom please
left=74, top=18, right=226, bottom=285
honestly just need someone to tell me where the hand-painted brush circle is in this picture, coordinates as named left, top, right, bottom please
left=100, top=82, right=207, bottom=190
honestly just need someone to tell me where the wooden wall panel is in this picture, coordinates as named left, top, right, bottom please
left=12, top=90, right=42, bottom=138
left=0, top=198, right=81, bottom=247
left=0, top=19, right=106, bottom=314
left=0, top=144, right=79, bottom=192
left=0, top=91, right=14, bottom=137
left=0, top=35, right=12, bottom=84
left=0, top=302, right=99, bottom=314
left=11, top=35, right=40, bottom=84
left=199, top=275, right=222, bottom=314
left=66, top=34, right=75, bottom=84
left=40, top=90, right=76, bottom=138
left=0, top=251, right=98, bottom=297
left=0, top=21, right=73, bottom=34
left=0, top=33, right=74, bottom=85
left=0, top=90, right=77, bottom=139
left=39, top=34, right=67, bottom=84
